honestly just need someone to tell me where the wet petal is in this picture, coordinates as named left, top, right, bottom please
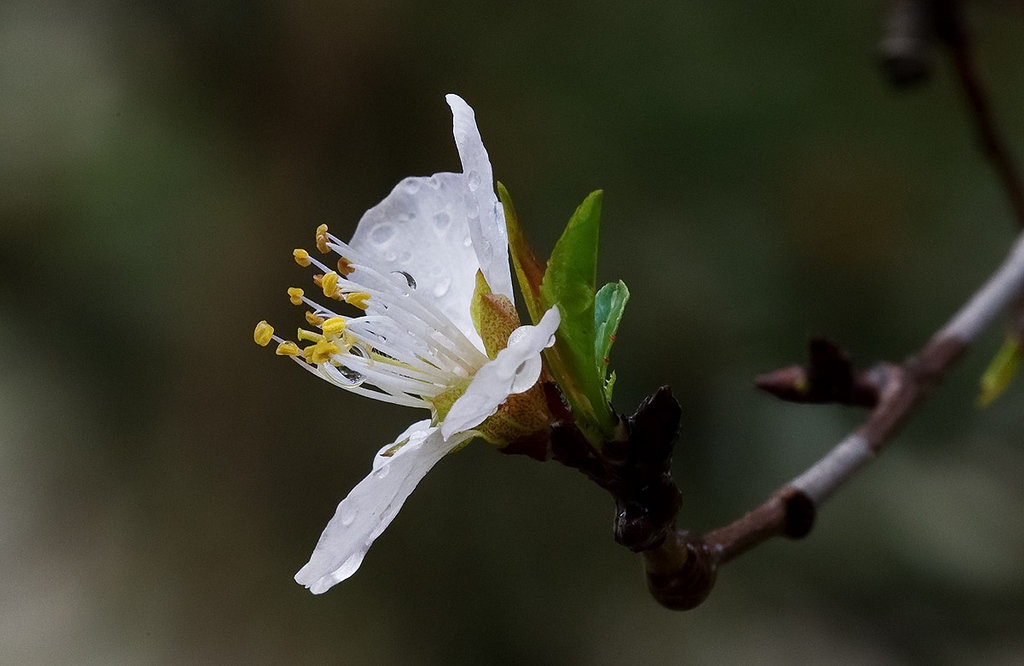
left=445, top=94, right=513, bottom=302
left=294, top=420, right=469, bottom=594
left=440, top=306, right=560, bottom=439
left=350, top=173, right=483, bottom=345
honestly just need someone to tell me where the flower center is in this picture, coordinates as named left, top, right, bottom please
left=254, top=224, right=490, bottom=409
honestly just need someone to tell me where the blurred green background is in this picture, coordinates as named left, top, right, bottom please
left=2, top=1, right=1023, bottom=663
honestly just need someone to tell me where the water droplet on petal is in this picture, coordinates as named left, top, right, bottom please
left=433, top=212, right=451, bottom=233
left=467, top=170, right=482, bottom=192
left=506, top=327, right=529, bottom=347
left=510, top=357, right=541, bottom=393
left=375, top=466, right=390, bottom=480
left=340, top=506, right=357, bottom=526
left=392, top=270, right=417, bottom=289
left=432, top=277, right=452, bottom=298
left=462, top=236, right=472, bottom=248
left=338, top=365, right=365, bottom=387
left=403, top=181, right=420, bottom=195
left=397, top=212, right=414, bottom=224
left=371, top=223, right=395, bottom=246
left=383, top=250, right=397, bottom=262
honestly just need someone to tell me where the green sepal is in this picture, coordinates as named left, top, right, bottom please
left=470, top=269, right=520, bottom=359
left=498, top=183, right=546, bottom=325
left=595, top=280, right=629, bottom=401
left=978, top=335, right=1021, bottom=407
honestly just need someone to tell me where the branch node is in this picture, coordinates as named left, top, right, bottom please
left=643, top=532, right=718, bottom=611
left=781, top=488, right=816, bottom=539
left=755, top=337, right=882, bottom=407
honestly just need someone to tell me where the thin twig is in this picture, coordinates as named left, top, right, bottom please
left=938, top=0, right=1024, bottom=229
left=644, top=231, right=1024, bottom=608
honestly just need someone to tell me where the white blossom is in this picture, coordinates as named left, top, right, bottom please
left=254, top=95, right=559, bottom=594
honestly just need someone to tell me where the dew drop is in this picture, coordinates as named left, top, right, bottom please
left=338, top=366, right=365, bottom=386
left=510, top=357, right=541, bottom=393
left=392, top=270, right=417, bottom=289
left=433, top=211, right=451, bottom=232
left=432, top=277, right=452, bottom=297
left=403, top=180, right=420, bottom=195
left=397, top=212, right=415, bottom=224
left=507, top=327, right=528, bottom=347
left=467, top=170, right=482, bottom=192
left=371, top=223, right=395, bottom=246
left=383, top=250, right=397, bottom=262
left=340, top=506, right=357, bottom=526
left=428, top=177, right=442, bottom=190
left=462, top=236, right=472, bottom=248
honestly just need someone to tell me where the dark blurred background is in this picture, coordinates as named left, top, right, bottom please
left=1, top=1, right=1023, bottom=663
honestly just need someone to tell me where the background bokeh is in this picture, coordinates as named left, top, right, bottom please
left=2, top=1, right=1023, bottom=663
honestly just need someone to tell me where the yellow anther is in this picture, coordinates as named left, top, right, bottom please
left=297, top=328, right=325, bottom=343
left=304, top=339, right=340, bottom=365
left=293, top=248, right=311, bottom=268
left=304, top=311, right=325, bottom=326
left=287, top=287, right=304, bottom=306
left=322, top=316, right=347, bottom=339
left=321, top=271, right=340, bottom=299
left=337, top=256, right=355, bottom=276
left=315, top=224, right=331, bottom=254
left=345, top=291, right=371, bottom=310
left=336, top=332, right=356, bottom=353
left=253, top=320, right=274, bottom=347
left=275, top=341, right=301, bottom=357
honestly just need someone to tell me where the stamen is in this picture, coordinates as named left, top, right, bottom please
left=321, top=271, right=341, bottom=299
left=322, top=316, right=347, bottom=339
left=303, top=339, right=341, bottom=365
left=293, top=249, right=312, bottom=267
left=288, top=287, right=304, bottom=306
left=315, top=224, right=331, bottom=254
left=338, top=256, right=355, bottom=276
left=297, top=328, right=324, bottom=343
left=345, top=291, right=371, bottom=310
left=276, top=341, right=301, bottom=356
left=253, top=321, right=274, bottom=347
left=305, top=311, right=325, bottom=326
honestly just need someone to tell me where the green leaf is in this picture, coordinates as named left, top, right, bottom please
left=539, top=191, right=617, bottom=444
left=595, top=280, right=629, bottom=401
left=978, top=335, right=1021, bottom=407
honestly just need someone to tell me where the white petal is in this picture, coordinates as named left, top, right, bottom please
left=349, top=173, right=483, bottom=345
left=445, top=94, right=513, bottom=302
left=294, top=420, right=469, bottom=594
left=440, top=306, right=561, bottom=439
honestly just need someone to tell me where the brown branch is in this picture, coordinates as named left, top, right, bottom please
left=936, top=0, right=1024, bottom=229
left=506, top=0, right=1024, bottom=612
left=753, top=337, right=887, bottom=408
left=642, top=232, right=1024, bottom=610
